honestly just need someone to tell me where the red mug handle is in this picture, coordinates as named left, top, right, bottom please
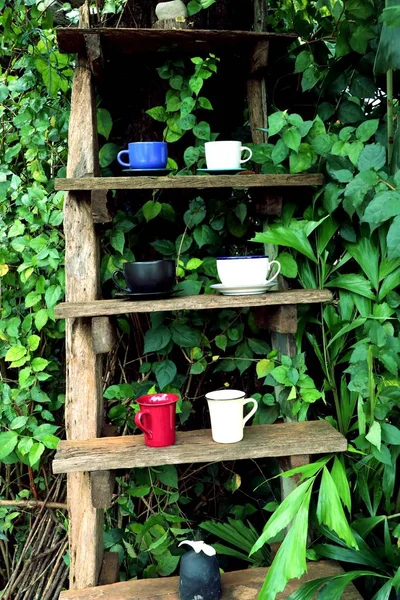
left=135, top=409, right=153, bottom=439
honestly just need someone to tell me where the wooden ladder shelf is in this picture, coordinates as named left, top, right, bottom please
left=56, top=4, right=361, bottom=599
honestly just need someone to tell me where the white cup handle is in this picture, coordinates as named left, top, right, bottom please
left=265, top=260, right=281, bottom=284
left=243, top=398, right=258, bottom=426
left=240, top=146, right=253, bottom=163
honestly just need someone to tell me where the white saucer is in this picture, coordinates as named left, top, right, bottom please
left=210, top=282, right=277, bottom=296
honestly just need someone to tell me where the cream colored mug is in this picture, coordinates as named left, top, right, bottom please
left=205, top=389, right=258, bottom=444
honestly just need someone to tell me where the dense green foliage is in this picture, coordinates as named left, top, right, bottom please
left=1, top=0, right=400, bottom=598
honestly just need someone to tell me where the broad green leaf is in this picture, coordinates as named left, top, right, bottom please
left=5, top=345, right=27, bottom=362
left=338, top=101, right=364, bottom=124
left=250, top=479, right=314, bottom=555
left=198, top=96, right=213, bottom=110
left=153, top=360, right=177, bottom=390
left=294, top=51, right=314, bottom=73
left=31, top=357, right=49, bottom=372
left=361, top=191, right=400, bottom=231
left=301, top=65, right=321, bottom=92
left=257, top=486, right=312, bottom=599
left=316, top=468, right=358, bottom=548
left=193, top=121, right=210, bottom=141
left=366, top=421, right=381, bottom=450
left=97, top=108, right=113, bottom=139
left=371, top=580, right=394, bottom=600
left=34, top=308, right=48, bottom=331
left=288, top=571, right=386, bottom=600
left=143, top=201, right=162, bottom=222
left=282, top=127, right=301, bottom=152
left=381, top=422, right=400, bottom=444
left=387, top=215, right=400, bottom=260
left=28, top=442, right=45, bottom=466
left=256, top=359, right=274, bottom=378
left=326, top=274, right=375, bottom=299
left=374, top=0, right=400, bottom=74
left=268, top=111, right=287, bottom=136
left=110, top=230, right=124, bottom=254
left=25, top=291, right=42, bottom=308
left=0, top=431, right=19, bottom=460
left=356, top=119, right=379, bottom=142
left=277, top=252, right=298, bottom=278
left=251, top=226, right=317, bottom=263
left=156, top=464, right=178, bottom=488
left=99, top=143, right=120, bottom=168
left=271, top=139, right=289, bottom=165
left=358, top=143, right=386, bottom=171
left=45, top=285, right=62, bottom=308
left=343, top=170, right=378, bottom=218
left=171, top=323, right=201, bottom=347
left=144, top=327, right=171, bottom=354
left=345, top=237, right=379, bottom=289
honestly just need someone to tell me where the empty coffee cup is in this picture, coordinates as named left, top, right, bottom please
left=112, top=260, right=175, bottom=294
left=117, top=142, right=168, bottom=169
left=205, top=389, right=258, bottom=443
left=205, top=141, right=253, bottom=170
left=216, top=255, right=281, bottom=286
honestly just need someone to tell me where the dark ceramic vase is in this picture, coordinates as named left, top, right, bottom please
left=179, top=542, right=222, bottom=600
left=112, top=260, right=175, bottom=294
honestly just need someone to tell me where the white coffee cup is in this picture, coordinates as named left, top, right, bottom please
left=216, top=255, right=281, bottom=286
left=205, top=389, right=258, bottom=444
left=205, top=141, right=253, bottom=170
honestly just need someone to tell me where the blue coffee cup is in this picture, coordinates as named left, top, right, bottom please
left=117, top=142, right=168, bottom=169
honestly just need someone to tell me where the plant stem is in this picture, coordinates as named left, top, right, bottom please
left=387, top=69, right=394, bottom=166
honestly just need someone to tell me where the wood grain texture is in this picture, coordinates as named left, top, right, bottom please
left=54, top=173, right=324, bottom=191
left=52, top=421, right=347, bottom=474
left=54, top=289, right=333, bottom=319
left=98, top=553, right=119, bottom=586
left=92, top=317, right=117, bottom=354
left=56, top=28, right=295, bottom=55
left=90, top=471, right=115, bottom=509
left=259, top=305, right=298, bottom=334
left=59, top=560, right=362, bottom=599
left=64, top=4, right=104, bottom=590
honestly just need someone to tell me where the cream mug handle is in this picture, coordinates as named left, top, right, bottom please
left=243, top=398, right=258, bottom=426
left=265, top=260, right=281, bottom=284
left=240, top=146, right=253, bottom=163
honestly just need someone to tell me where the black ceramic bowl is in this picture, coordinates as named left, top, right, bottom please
left=112, top=260, right=175, bottom=294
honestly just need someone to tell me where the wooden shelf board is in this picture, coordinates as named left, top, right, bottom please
left=59, top=560, right=362, bottom=599
left=54, top=289, right=332, bottom=319
left=53, top=421, right=347, bottom=474
left=56, top=28, right=295, bottom=55
left=54, top=173, right=324, bottom=191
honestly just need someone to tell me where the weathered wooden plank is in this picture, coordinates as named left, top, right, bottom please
left=59, top=560, right=362, bottom=600
left=53, top=421, right=347, bottom=474
left=54, top=173, right=324, bottom=191
left=64, top=4, right=104, bottom=590
left=92, top=317, right=117, bottom=354
left=90, top=471, right=115, bottom=509
left=56, top=28, right=295, bottom=55
left=54, top=290, right=333, bottom=319
left=98, top=552, right=119, bottom=587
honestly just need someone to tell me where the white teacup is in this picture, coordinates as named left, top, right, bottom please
left=216, top=255, right=280, bottom=287
left=205, top=141, right=253, bottom=170
left=205, top=389, right=258, bottom=444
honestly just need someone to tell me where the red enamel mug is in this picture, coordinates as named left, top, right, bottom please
left=134, top=393, right=179, bottom=447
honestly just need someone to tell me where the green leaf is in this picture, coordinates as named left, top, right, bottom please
left=257, top=486, right=312, bottom=599
left=316, top=468, right=358, bottom=548
left=271, top=139, right=290, bottom=165
left=366, top=421, right=381, bottom=450
left=268, top=111, right=287, bottom=136
left=27, top=334, right=40, bottom=351
left=5, top=346, right=27, bottom=362
left=251, top=226, right=317, bottom=263
left=99, top=143, right=120, bottom=168
left=326, top=274, right=375, bottom=299
left=156, top=464, right=178, bottom=488
left=31, top=357, right=49, bottom=372
left=183, top=146, right=200, bottom=167
left=110, top=230, right=124, bottom=254
left=198, top=96, right=213, bottom=110
left=381, top=422, right=400, bottom=444
left=0, top=431, right=19, bottom=460
left=248, top=338, right=270, bottom=355
left=338, top=101, right=364, bottom=124
left=294, top=51, right=313, bottom=73
left=171, top=323, right=201, bottom=347
left=173, top=280, right=202, bottom=296
left=187, top=0, right=202, bottom=15
left=97, top=108, right=113, bottom=139
left=180, top=97, right=196, bottom=117
left=358, top=143, right=386, bottom=171
left=10, top=416, right=28, bottom=430
left=186, top=258, right=203, bottom=270
left=356, top=119, right=379, bottom=142
left=142, top=201, right=162, bottom=222
left=45, top=285, right=62, bottom=308
left=193, top=121, right=211, bottom=141
left=215, top=334, right=227, bottom=351
left=25, top=291, right=42, bottom=308
left=282, top=127, right=301, bottom=152
left=179, top=113, right=196, bottom=131
left=362, top=191, right=400, bottom=231
left=345, top=237, right=379, bottom=289
left=301, top=65, right=321, bottom=92
left=144, top=327, right=171, bottom=354
left=256, top=359, right=274, bottom=378
left=387, top=215, right=400, bottom=260
left=330, top=457, right=351, bottom=512
left=153, top=360, right=177, bottom=390
left=193, top=224, right=217, bottom=248
left=34, top=309, right=48, bottom=332
left=28, top=442, right=45, bottom=466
